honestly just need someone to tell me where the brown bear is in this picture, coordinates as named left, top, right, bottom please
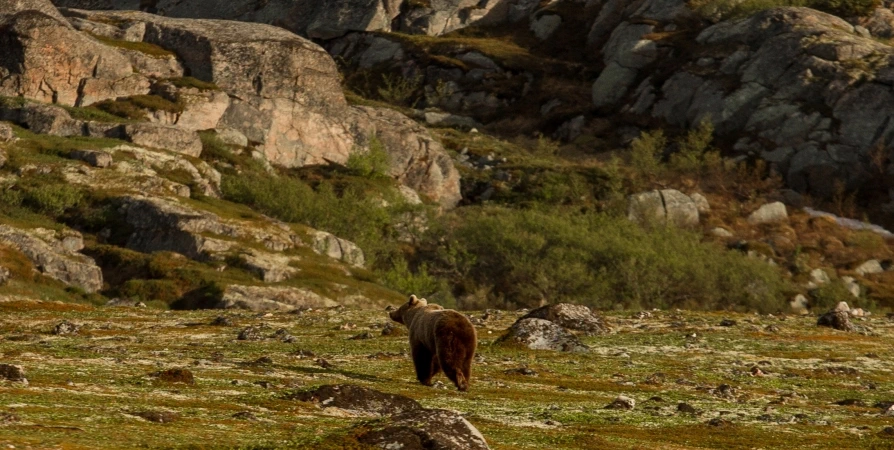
left=389, top=295, right=477, bottom=391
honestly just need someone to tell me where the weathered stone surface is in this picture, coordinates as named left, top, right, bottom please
left=747, top=202, right=788, bottom=225
left=120, top=196, right=295, bottom=259
left=239, top=250, right=299, bottom=283
left=69, top=149, right=112, bottom=168
left=290, top=384, right=422, bottom=416
left=531, top=13, right=562, bottom=41
left=496, top=318, right=589, bottom=352
left=0, top=4, right=140, bottom=106
left=216, top=285, right=337, bottom=311
left=817, top=309, right=854, bottom=332
left=14, top=104, right=82, bottom=137
left=350, top=106, right=462, bottom=208
left=357, top=409, right=490, bottom=450
left=121, top=124, right=202, bottom=157
left=0, top=225, right=103, bottom=293
left=311, top=231, right=365, bottom=268
left=627, top=189, right=699, bottom=227
left=855, top=260, right=884, bottom=276
left=0, top=364, right=27, bottom=383
left=520, top=303, right=609, bottom=334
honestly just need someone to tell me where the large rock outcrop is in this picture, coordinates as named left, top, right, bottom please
left=0, top=225, right=103, bottom=293
left=597, top=5, right=894, bottom=198
left=1, top=2, right=461, bottom=207
left=52, top=0, right=543, bottom=37
left=0, top=0, right=143, bottom=106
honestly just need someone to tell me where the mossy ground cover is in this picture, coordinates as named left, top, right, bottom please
left=0, top=301, right=893, bottom=449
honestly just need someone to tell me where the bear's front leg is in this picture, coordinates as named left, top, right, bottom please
left=412, top=344, right=434, bottom=386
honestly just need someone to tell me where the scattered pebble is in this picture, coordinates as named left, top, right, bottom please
left=605, top=395, right=635, bottom=410
left=53, top=321, right=80, bottom=335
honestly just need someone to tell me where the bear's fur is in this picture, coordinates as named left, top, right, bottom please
left=389, top=295, right=477, bottom=391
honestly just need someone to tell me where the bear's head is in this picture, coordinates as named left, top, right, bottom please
left=389, top=294, right=427, bottom=324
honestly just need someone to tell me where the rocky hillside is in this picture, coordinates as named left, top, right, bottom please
left=3, top=0, right=894, bottom=447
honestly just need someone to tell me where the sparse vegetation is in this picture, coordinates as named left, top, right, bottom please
left=87, top=32, right=176, bottom=58
left=346, top=136, right=391, bottom=179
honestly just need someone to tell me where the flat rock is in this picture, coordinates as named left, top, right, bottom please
left=357, top=408, right=490, bottom=450
left=289, top=384, right=422, bottom=417
left=747, top=202, right=788, bottom=225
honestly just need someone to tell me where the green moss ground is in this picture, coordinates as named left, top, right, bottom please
left=0, top=302, right=892, bottom=449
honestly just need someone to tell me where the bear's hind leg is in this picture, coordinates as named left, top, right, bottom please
left=412, top=344, right=435, bottom=386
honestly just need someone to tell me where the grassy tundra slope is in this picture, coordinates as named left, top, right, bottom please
left=1, top=299, right=893, bottom=449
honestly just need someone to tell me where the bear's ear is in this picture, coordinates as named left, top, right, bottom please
left=408, top=294, right=419, bottom=305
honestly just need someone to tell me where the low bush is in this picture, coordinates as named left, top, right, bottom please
left=346, top=136, right=391, bottom=179
left=424, top=206, right=790, bottom=312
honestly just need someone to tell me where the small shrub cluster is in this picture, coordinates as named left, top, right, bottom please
left=346, top=136, right=391, bottom=179
left=423, top=206, right=789, bottom=312
left=93, top=94, right=183, bottom=120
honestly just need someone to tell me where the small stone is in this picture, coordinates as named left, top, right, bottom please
left=504, top=367, right=538, bottom=376
left=707, top=418, right=732, bottom=427
left=238, top=326, right=265, bottom=341
left=151, top=368, right=195, bottom=384
left=0, top=365, right=27, bottom=383
left=719, top=319, right=737, bottom=327
left=855, top=260, right=884, bottom=276
left=677, top=403, right=697, bottom=414
left=315, top=358, right=333, bottom=369
left=53, top=321, right=80, bottom=335
left=294, top=349, right=316, bottom=358
left=381, top=322, right=404, bottom=336
left=710, top=227, right=733, bottom=238
left=348, top=331, right=372, bottom=340
left=211, top=316, right=234, bottom=326
left=232, top=411, right=259, bottom=421
left=835, top=399, right=867, bottom=407
left=133, top=410, right=178, bottom=423
left=817, top=309, right=854, bottom=332
left=605, top=395, right=635, bottom=410
left=747, top=202, right=788, bottom=225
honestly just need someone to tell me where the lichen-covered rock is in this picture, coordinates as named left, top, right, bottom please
left=627, top=189, right=699, bottom=227
left=289, top=384, right=422, bottom=416
left=747, top=202, right=788, bottom=225
left=817, top=308, right=854, bottom=332
left=69, top=149, right=112, bottom=168
left=357, top=408, right=490, bottom=450
left=496, top=318, right=589, bottom=352
left=216, top=285, right=337, bottom=311
left=120, top=195, right=296, bottom=259
left=0, top=225, right=103, bottom=293
left=311, top=231, right=365, bottom=268
left=520, top=303, right=609, bottom=334
left=121, top=123, right=202, bottom=157
left=0, top=364, right=27, bottom=383
left=0, top=3, right=143, bottom=106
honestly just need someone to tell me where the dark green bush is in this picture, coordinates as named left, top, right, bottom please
left=346, top=136, right=391, bottom=179
left=426, top=206, right=789, bottom=312
left=221, top=173, right=396, bottom=253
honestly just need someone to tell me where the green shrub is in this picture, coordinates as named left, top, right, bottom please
left=426, top=206, right=789, bottom=312
left=21, top=182, right=84, bottom=216
left=670, top=119, right=720, bottom=172
left=377, top=73, right=422, bottom=106
left=166, top=77, right=219, bottom=91
left=93, top=94, right=183, bottom=120
left=346, top=135, right=391, bottom=179
left=629, top=129, right=666, bottom=182
left=221, top=174, right=395, bottom=253
left=378, top=258, right=444, bottom=299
